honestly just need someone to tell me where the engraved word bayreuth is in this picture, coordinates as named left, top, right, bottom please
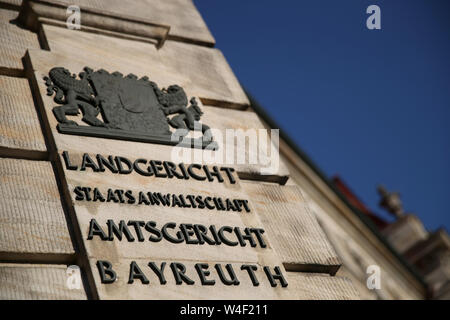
left=44, top=67, right=217, bottom=150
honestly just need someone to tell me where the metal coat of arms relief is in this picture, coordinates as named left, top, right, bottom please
left=44, top=67, right=217, bottom=150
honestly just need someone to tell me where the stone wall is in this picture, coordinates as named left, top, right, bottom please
left=0, top=0, right=373, bottom=300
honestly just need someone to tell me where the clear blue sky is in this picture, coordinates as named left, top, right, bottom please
left=195, top=0, right=450, bottom=232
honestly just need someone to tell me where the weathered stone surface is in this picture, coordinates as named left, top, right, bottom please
left=0, top=75, right=47, bottom=157
left=40, top=25, right=248, bottom=108
left=0, top=158, right=74, bottom=260
left=0, top=263, right=86, bottom=299
left=160, top=40, right=249, bottom=108
left=242, top=182, right=341, bottom=274
left=90, top=258, right=358, bottom=300
left=287, top=272, right=359, bottom=300
left=0, top=8, right=40, bottom=72
left=382, top=214, right=428, bottom=253
left=60, top=151, right=291, bottom=299
left=49, top=0, right=215, bottom=46
left=58, top=154, right=279, bottom=262
left=25, top=49, right=287, bottom=182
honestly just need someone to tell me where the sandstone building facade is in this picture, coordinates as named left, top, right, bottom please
left=0, top=0, right=447, bottom=300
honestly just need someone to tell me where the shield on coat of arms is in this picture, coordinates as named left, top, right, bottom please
left=88, top=70, right=171, bottom=136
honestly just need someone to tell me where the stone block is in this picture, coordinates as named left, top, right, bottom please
left=0, top=158, right=74, bottom=261
left=287, top=272, right=359, bottom=300
left=39, top=25, right=248, bottom=108
left=0, top=8, right=40, bottom=72
left=0, top=75, right=47, bottom=158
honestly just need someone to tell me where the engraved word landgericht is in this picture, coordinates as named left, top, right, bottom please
left=44, top=67, right=217, bottom=150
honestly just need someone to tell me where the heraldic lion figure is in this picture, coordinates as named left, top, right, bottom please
left=44, top=67, right=104, bottom=127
